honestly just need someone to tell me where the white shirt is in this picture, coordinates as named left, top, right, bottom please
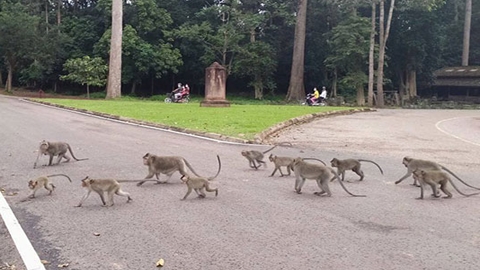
left=320, top=90, right=327, bottom=99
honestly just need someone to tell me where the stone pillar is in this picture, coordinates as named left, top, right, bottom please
left=200, top=62, right=231, bottom=107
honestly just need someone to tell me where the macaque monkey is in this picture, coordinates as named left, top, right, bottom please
left=33, top=140, right=88, bottom=169
left=330, top=158, right=384, bottom=182
left=395, top=157, right=480, bottom=189
left=241, top=142, right=292, bottom=170
left=412, top=170, right=480, bottom=199
left=291, top=158, right=366, bottom=197
left=27, top=174, right=72, bottom=198
left=76, top=176, right=132, bottom=207
left=179, top=155, right=221, bottom=200
left=269, top=155, right=325, bottom=177
left=268, top=154, right=294, bottom=176
left=137, top=153, right=203, bottom=186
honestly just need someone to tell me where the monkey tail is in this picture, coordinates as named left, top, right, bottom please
left=447, top=178, right=480, bottom=197
left=330, top=169, right=366, bottom=197
left=183, top=159, right=202, bottom=178
left=301, top=158, right=326, bottom=166
left=67, top=144, right=89, bottom=161
left=208, top=155, right=222, bottom=181
left=440, top=165, right=480, bottom=190
left=46, top=174, right=72, bottom=182
left=262, top=142, right=293, bottom=154
left=358, top=159, right=384, bottom=175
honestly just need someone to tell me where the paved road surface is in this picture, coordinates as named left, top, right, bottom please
left=1, top=96, right=479, bottom=270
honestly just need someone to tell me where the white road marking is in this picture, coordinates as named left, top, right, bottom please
left=435, top=117, right=480, bottom=147
left=0, top=193, right=46, bottom=270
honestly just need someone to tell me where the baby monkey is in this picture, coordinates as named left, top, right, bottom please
left=241, top=142, right=292, bottom=170
left=76, top=176, right=132, bottom=207
left=180, top=155, right=221, bottom=200
left=330, top=158, right=384, bottom=182
left=412, top=170, right=479, bottom=200
left=28, top=174, right=72, bottom=198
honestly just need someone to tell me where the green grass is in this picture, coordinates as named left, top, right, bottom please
left=37, top=97, right=353, bottom=140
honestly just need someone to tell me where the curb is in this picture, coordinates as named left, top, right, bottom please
left=27, top=99, right=375, bottom=145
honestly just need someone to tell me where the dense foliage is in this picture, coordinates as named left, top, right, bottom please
left=0, top=0, right=478, bottom=101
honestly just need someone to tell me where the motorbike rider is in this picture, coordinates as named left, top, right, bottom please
left=312, top=87, right=320, bottom=103
left=173, top=83, right=184, bottom=101
left=319, top=86, right=327, bottom=103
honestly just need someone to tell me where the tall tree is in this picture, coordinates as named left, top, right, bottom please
left=375, top=0, right=395, bottom=107
left=368, top=1, right=376, bottom=106
left=106, top=0, right=123, bottom=99
left=286, top=0, right=308, bottom=101
left=0, top=2, right=40, bottom=92
left=462, top=0, right=472, bottom=66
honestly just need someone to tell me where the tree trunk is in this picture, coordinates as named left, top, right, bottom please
left=356, top=85, right=365, bottom=106
left=408, top=70, right=417, bottom=97
left=106, top=0, right=123, bottom=99
left=286, top=0, right=307, bottom=102
left=254, top=74, right=263, bottom=99
left=367, top=2, right=376, bottom=106
left=57, top=0, right=62, bottom=26
left=0, top=71, right=4, bottom=88
left=332, top=68, right=338, bottom=97
left=6, top=62, right=13, bottom=92
left=376, top=0, right=395, bottom=108
left=45, top=0, right=49, bottom=33
left=130, top=82, right=136, bottom=95
left=462, top=0, right=472, bottom=66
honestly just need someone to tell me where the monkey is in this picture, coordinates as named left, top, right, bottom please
left=412, top=169, right=480, bottom=200
left=330, top=158, right=384, bottom=182
left=137, top=153, right=203, bottom=186
left=33, top=140, right=88, bottom=169
left=268, top=154, right=294, bottom=177
left=179, top=155, right=221, bottom=200
left=395, top=157, right=480, bottom=189
left=291, top=158, right=366, bottom=197
left=76, top=176, right=132, bottom=207
left=241, top=142, right=293, bottom=170
left=269, top=155, right=326, bottom=177
left=27, top=174, right=72, bottom=198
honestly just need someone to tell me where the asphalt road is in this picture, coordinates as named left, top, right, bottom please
left=1, top=96, right=480, bottom=270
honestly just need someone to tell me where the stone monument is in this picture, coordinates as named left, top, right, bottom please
left=200, top=62, right=230, bottom=107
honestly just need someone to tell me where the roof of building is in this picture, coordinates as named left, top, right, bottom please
left=434, top=66, right=480, bottom=78
left=433, top=66, right=480, bottom=87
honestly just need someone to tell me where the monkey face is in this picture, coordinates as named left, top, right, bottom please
left=330, top=158, right=338, bottom=167
left=241, top=151, right=249, bottom=157
left=268, top=154, right=275, bottom=162
left=28, top=180, right=36, bottom=189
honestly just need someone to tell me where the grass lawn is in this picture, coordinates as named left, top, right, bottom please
left=37, top=98, right=353, bottom=140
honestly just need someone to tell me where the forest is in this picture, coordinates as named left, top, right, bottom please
left=0, top=0, right=478, bottom=105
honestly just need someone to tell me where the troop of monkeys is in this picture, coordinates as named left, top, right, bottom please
left=27, top=140, right=480, bottom=207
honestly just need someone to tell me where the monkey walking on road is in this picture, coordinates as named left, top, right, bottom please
left=33, top=140, right=88, bottom=169
left=241, top=142, right=293, bottom=170
left=412, top=170, right=480, bottom=199
left=180, top=155, right=221, bottom=200
left=396, top=157, right=480, bottom=189
left=291, top=158, right=366, bottom=197
left=137, top=153, right=203, bottom=186
left=27, top=174, right=72, bottom=198
left=330, top=158, right=383, bottom=182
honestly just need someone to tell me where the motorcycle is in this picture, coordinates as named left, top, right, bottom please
left=164, top=91, right=190, bottom=103
left=302, top=93, right=326, bottom=106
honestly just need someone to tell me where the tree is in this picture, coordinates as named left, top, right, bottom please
left=286, top=0, right=308, bottom=102
left=462, top=0, right=472, bottom=66
left=60, top=56, right=108, bottom=98
left=325, top=16, right=371, bottom=105
left=0, top=2, right=40, bottom=92
left=368, top=1, right=376, bottom=106
left=106, top=0, right=123, bottom=99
